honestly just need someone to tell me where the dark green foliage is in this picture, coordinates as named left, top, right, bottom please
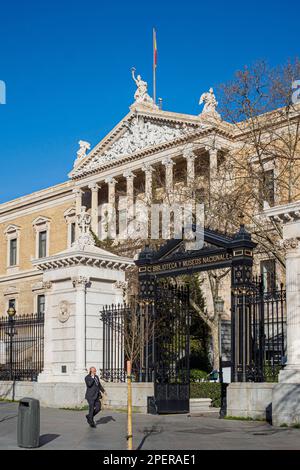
left=190, top=382, right=222, bottom=408
left=190, top=369, right=209, bottom=382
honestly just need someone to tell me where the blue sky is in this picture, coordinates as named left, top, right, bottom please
left=0, top=0, right=299, bottom=203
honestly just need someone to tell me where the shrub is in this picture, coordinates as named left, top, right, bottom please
left=190, top=382, right=222, bottom=408
left=190, top=369, right=209, bottom=382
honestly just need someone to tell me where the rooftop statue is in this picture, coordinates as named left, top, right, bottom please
left=131, top=67, right=157, bottom=108
left=74, top=140, right=91, bottom=167
left=199, top=87, right=221, bottom=119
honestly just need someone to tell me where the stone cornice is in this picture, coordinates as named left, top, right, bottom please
left=264, top=201, right=300, bottom=223
left=32, top=249, right=134, bottom=272
left=0, top=181, right=74, bottom=218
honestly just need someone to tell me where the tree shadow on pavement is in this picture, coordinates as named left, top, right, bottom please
left=39, top=434, right=60, bottom=447
left=136, top=426, right=163, bottom=450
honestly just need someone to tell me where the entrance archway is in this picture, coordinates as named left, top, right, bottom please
left=135, top=224, right=257, bottom=413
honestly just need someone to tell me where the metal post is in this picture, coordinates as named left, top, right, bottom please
left=9, top=316, right=13, bottom=381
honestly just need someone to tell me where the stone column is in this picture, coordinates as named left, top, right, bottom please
left=72, top=276, right=90, bottom=377
left=73, top=188, right=84, bottom=239
left=141, top=164, right=154, bottom=205
left=88, top=183, right=100, bottom=236
left=105, top=177, right=117, bottom=206
left=207, top=147, right=218, bottom=181
left=183, top=145, right=196, bottom=187
left=162, top=157, right=175, bottom=201
left=123, top=170, right=136, bottom=222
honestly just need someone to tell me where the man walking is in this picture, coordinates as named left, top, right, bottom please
left=85, top=367, right=105, bottom=428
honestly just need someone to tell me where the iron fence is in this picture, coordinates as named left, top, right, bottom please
left=100, top=302, right=155, bottom=383
left=232, top=281, right=286, bottom=382
left=0, top=313, right=44, bottom=381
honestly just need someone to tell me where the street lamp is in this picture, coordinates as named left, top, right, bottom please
left=6, top=306, right=16, bottom=381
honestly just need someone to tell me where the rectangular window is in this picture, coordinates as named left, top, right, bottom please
left=38, top=231, right=47, bottom=258
left=260, top=259, right=276, bottom=291
left=71, top=222, right=76, bottom=245
left=9, top=238, right=17, bottom=266
left=259, top=169, right=275, bottom=208
left=37, top=294, right=45, bottom=316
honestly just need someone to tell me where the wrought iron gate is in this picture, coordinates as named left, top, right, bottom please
left=0, top=313, right=44, bottom=381
left=232, top=280, right=286, bottom=382
left=154, top=284, right=190, bottom=414
left=100, top=283, right=190, bottom=414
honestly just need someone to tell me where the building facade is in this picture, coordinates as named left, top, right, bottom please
left=0, top=75, right=298, bottom=317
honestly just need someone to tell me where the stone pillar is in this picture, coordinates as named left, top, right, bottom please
left=123, top=170, right=136, bottom=222
left=279, top=237, right=300, bottom=380
left=183, top=145, right=196, bottom=188
left=264, top=204, right=300, bottom=425
left=105, top=177, right=117, bottom=206
left=162, top=157, right=175, bottom=201
left=72, top=276, right=90, bottom=377
left=88, top=183, right=100, bottom=236
left=141, top=164, right=154, bottom=205
left=73, top=188, right=84, bottom=239
left=208, top=147, right=218, bottom=181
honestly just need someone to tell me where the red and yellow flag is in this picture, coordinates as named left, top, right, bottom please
left=153, top=28, right=157, bottom=69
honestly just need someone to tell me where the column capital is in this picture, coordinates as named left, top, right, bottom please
left=88, top=182, right=101, bottom=191
left=42, top=281, right=52, bottom=291
left=182, top=143, right=195, bottom=159
left=72, top=276, right=90, bottom=288
left=205, top=145, right=221, bottom=153
left=141, top=163, right=155, bottom=174
left=281, top=237, right=300, bottom=251
left=73, top=187, right=84, bottom=196
left=105, top=176, right=117, bottom=185
left=162, top=157, right=175, bottom=167
left=123, top=170, right=136, bottom=179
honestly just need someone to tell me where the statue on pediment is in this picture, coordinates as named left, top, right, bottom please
left=131, top=67, right=156, bottom=107
left=74, top=140, right=91, bottom=167
left=77, top=140, right=91, bottom=160
left=199, top=88, right=221, bottom=119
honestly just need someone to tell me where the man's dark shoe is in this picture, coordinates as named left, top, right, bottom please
left=89, top=421, right=96, bottom=428
left=85, top=414, right=90, bottom=423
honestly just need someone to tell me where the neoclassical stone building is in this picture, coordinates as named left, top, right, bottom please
left=0, top=75, right=297, bottom=316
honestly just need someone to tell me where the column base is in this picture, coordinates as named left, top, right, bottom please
left=278, top=366, right=300, bottom=383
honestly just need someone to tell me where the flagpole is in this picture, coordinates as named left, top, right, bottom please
left=153, top=28, right=156, bottom=105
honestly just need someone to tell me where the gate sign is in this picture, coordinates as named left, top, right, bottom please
left=136, top=225, right=256, bottom=282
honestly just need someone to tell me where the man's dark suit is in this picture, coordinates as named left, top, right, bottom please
left=85, top=374, right=105, bottom=424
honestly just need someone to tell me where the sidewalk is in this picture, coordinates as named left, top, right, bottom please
left=1, top=402, right=300, bottom=450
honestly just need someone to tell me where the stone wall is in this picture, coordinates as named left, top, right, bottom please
left=226, top=382, right=275, bottom=420
left=0, top=381, right=154, bottom=413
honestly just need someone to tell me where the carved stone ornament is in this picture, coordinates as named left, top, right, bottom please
left=73, top=207, right=96, bottom=250
left=73, top=116, right=194, bottom=176
left=72, top=276, right=90, bottom=288
left=58, top=300, right=70, bottom=323
left=281, top=238, right=300, bottom=250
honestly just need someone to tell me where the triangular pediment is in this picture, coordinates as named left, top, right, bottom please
left=69, top=107, right=204, bottom=179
